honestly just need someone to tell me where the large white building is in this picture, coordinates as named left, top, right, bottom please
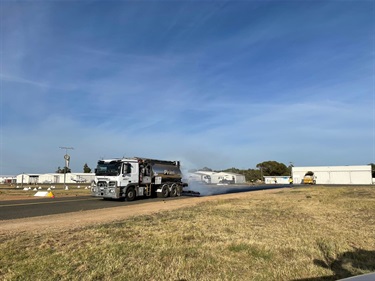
left=292, top=165, right=373, bottom=185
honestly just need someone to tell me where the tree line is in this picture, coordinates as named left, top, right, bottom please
left=56, top=163, right=92, bottom=174
left=221, top=161, right=292, bottom=182
left=191, top=161, right=292, bottom=182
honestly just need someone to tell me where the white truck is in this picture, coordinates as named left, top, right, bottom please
left=91, top=157, right=186, bottom=201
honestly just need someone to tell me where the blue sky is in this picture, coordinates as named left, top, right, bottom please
left=1, top=0, right=374, bottom=175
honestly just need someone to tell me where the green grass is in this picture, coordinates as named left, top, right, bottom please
left=1, top=186, right=375, bottom=281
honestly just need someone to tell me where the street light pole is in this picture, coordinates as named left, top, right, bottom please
left=59, top=146, right=74, bottom=189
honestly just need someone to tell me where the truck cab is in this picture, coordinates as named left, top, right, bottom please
left=92, top=159, right=140, bottom=199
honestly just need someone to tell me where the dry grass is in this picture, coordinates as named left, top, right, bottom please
left=1, top=186, right=374, bottom=281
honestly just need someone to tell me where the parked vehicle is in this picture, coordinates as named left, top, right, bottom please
left=303, top=171, right=316, bottom=184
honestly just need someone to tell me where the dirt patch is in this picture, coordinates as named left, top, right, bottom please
left=0, top=189, right=280, bottom=236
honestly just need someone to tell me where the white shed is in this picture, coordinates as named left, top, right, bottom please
left=38, top=173, right=63, bottom=184
left=212, top=172, right=246, bottom=184
left=188, top=171, right=246, bottom=184
left=0, top=175, right=16, bottom=184
left=68, top=173, right=95, bottom=183
left=187, top=171, right=214, bottom=184
left=16, top=174, right=40, bottom=184
left=292, top=165, right=372, bottom=185
left=264, top=176, right=291, bottom=184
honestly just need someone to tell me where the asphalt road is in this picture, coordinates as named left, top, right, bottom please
left=0, top=196, right=189, bottom=221
left=0, top=184, right=289, bottom=221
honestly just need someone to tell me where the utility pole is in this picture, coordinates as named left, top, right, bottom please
left=59, top=146, right=74, bottom=189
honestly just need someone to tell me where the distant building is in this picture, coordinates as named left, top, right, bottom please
left=292, top=165, right=373, bottom=185
left=16, top=173, right=95, bottom=185
left=15, top=174, right=40, bottom=185
left=187, top=171, right=246, bottom=184
left=211, top=172, right=246, bottom=184
left=187, top=171, right=214, bottom=184
left=264, top=176, right=291, bottom=185
left=0, top=175, right=17, bottom=184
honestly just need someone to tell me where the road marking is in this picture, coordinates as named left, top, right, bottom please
left=0, top=198, right=98, bottom=208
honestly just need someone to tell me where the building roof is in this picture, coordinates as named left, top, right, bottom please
left=292, top=165, right=371, bottom=172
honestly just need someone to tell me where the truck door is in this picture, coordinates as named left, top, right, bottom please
left=121, top=162, right=139, bottom=185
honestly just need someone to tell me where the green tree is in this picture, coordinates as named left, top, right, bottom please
left=56, top=166, right=71, bottom=173
left=83, top=163, right=92, bottom=173
left=256, top=161, right=289, bottom=176
left=222, top=167, right=241, bottom=174
left=200, top=167, right=213, bottom=171
left=244, top=169, right=262, bottom=182
left=221, top=167, right=262, bottom=182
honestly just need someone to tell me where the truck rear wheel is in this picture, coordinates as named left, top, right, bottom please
left=157, top=184, right=169, bottom=198
left=169, top=183, right=182, bottom=197
left=126, top=187, right=136, bottom=201
left=170, top=184, right=177, bottom=197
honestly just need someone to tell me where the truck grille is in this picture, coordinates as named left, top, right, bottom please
left=98, top=181, right=107, bottom=187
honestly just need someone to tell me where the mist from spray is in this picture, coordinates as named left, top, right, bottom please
left=181, top=167, right=290, bottom=197
left=183, top=181, right=290, bottom=197
left=183, top=181, right=219, bottom=196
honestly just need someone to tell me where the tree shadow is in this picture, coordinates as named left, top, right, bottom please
left=293, top=248, right=375, bottom=281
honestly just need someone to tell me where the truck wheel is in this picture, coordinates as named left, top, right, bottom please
left=126, top=187, right=136, bottom=201
left=170, top=184, right=177, bottom=197
left=157, top=184, right=169, bottom=198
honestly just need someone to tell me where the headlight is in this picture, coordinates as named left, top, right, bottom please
left=109, top=181, right=117, bottom=187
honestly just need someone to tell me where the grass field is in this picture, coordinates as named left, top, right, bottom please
left=1, top=186, right=374, bottom=281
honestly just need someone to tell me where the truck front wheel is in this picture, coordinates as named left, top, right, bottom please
left=126, top=187, right=136, bottom=201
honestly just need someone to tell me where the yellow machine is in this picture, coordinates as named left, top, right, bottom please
left=303, top=171, right=316, bottom=184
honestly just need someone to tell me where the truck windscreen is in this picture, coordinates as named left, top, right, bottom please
left=96, top=163, right=121, bottom=176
